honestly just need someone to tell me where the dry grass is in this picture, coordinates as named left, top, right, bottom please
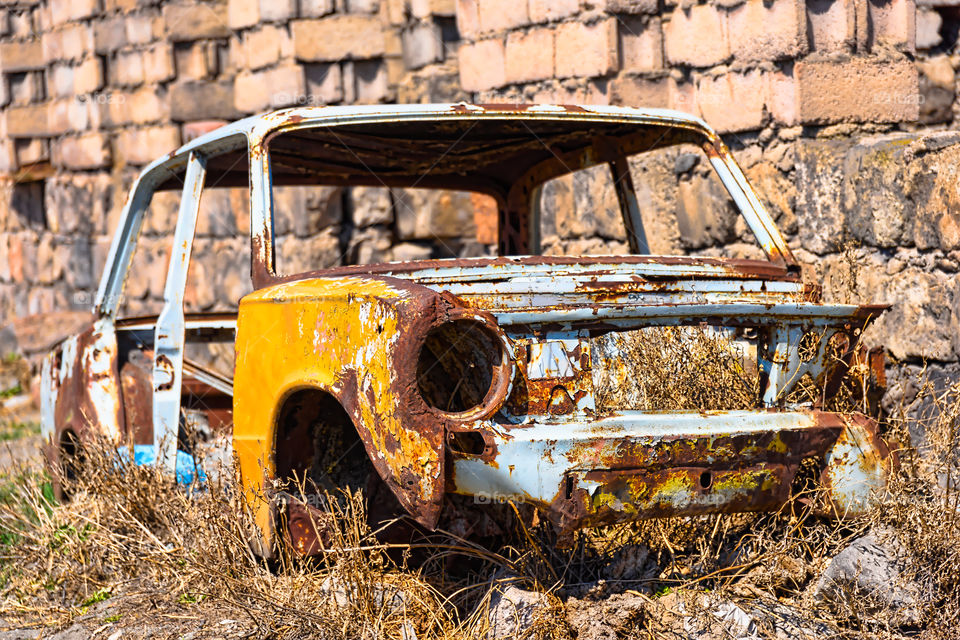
left=593, top=325, right=760, bottom=412
left=0, top=445, right=476, bottom=638
left=0, top=353, right=958, bottom=638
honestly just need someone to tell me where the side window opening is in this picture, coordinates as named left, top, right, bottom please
left=270, top=183, right=497, bottom=276
left=118, top=188, right=179, bottom=319
left=537, top=143, right=764, bottom=260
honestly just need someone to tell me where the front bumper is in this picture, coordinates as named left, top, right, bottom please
left=451, top=410, right=894, bottom=534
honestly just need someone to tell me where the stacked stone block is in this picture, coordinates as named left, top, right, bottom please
left=457, top=0, right=920, bottom=131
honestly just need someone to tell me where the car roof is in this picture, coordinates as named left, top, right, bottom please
left=140, top=103, right=721, bottom=192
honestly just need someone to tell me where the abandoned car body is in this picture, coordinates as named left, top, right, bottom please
left=40, top=103, right=895, bottom=553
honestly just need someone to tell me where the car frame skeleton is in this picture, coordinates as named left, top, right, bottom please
left=40, top=103, right=895, bottom=554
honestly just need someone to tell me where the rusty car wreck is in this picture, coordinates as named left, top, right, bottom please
left=40, top=103, right=896, bottom=554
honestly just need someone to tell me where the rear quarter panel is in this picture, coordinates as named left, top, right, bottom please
left=233, top=275, right=452, bottom=544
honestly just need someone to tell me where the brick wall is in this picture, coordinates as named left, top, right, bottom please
left=0, top=0, right=959, bottom=401
left=0, top=0, right=483, bottom=322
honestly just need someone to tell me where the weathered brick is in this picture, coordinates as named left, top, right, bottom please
left=458, top=38, right=505, bottom=91
left=15, top=138, right=48, bottom=165
left=105, top=91, right=130, bottom=126
left=292, top=16, right=386, bottom=61
left=129, top=87, right=169, bottom=124
left=402, top=21, right=443, bottom=70
left=0, top=39, right=43, bottom=71
left=170, top=80, right=239, bottom=121
left=234, top=65, right=305, bottom=113
left=505, top=27, right=554, bottom=83
left=162, top=2, right=230, bottom=41
left=5, top=104, right=48, bottom=137
left=143, top=43, right=176, bottom=84
left=126, top=13, right=161, bottom=45
left=668, top=77, right=696, bottom=113
left=50, top=64, right=74, bottom=98
left=49, top=0, right=100, bottom=26
left=63, top=24, right=94, bottom=60
left=412, top=0, right=455, bottom=18
left=244, top=24, right=283, bottom=70
left=93, top=15, right=126, bottom=54
left=73, top=57, right=103, bottom=94
left=228, top=0, right=259, bottom=29
left=116, top=125, right=181, bottom=165
left=806, top=0, right=855, bottom=54
left=6, top=12, right=27, bottom=39
left=114, top=51, right=144, bottom=86
left=47, top=98, right=71, bottom=135
left=396, top=188, right=477, bottom=239
left=533, top=79, right=610, bottom=104
left=726, top=0, right=806, bottom=64
left=664, top=4, right=729, bottom=67
left=478, top=0, right=528, bottom=34
left=384, top=24, right=403, bottom=56
left=304, top=63, right=343, bottom=104
left=555, top=18, right=618, bottom=79
left=174, top=41, right=217, bottom=80
left=916, top=7, right=942, bottom=49
left=260, top=0, right=297, bottom=21
left=696, top=69, right=766, bottom=133
left=182, top=119, right=226, bottom=142
left=355, top=60, right=389, bottom=102
left=866, top=0, right=915, bottom=52
left=528, top=0, right=578, bottom=23
left=607, top=0, right=658, bottom=13
left=609, top=74, right=670, bottom=108
left=57, top=133, right=111, bottom=170
left=43, top=24, right=93, bottom=62
left=456, top=0, right=480, bottom=39
left=795, top=57, right=919, bottom=124
left=103, top=0, right=137, bottom=12
left=618, top=16, right=663, bottom=73
left=9, top=71, right=42, bottom=105
left=7, top=235, right=24, bottom=283
left=301, top=0, right=335, bottom=18
left=48, top=97, right=92, bottom=134
left=767, top=66, right=796, bottom=126
left=234, top=70, right=268, bottom=113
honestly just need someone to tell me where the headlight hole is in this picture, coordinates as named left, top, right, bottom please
left=417, top=318, right=507, bottom=415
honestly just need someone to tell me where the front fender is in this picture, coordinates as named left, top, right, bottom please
left=233, top=275, right=456, bottom=532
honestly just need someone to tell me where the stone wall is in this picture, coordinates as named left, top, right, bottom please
left=0, top=0, right=958, bottom=402
left=0, top=0, right=485, bottom=322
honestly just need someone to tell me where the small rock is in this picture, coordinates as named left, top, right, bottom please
left=812, top=529, right=924, bottom=626
left=604, top=544, right=654, bottom=582
left=565, top=592, right=648, bottom=640
left=744, top=598, right=837, bottom=640
left=674, top=152, right=699, bottom=175
left=670, top=593, right=759, bottom=639
left=0, top=631, right=42, bottom=640
left=320, top=575, right=409, bottom=611
left=43, top=624, right=90, bottom=640
left=487, top=582, right=551, bottom=640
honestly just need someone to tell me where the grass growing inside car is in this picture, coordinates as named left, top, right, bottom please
left=593, top=325, right=761, bottom=412
left=0, top=375, right=957, bottom=638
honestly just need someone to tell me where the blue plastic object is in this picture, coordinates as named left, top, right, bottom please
left=116, top=445, right=208, bottom=486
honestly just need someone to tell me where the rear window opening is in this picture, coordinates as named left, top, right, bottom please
left=590, top=325, right=876, bottom=413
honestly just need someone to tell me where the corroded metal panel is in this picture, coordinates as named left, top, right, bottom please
left=233, top=275, right=486, bottom=538
left=450, top=410, right=893, bottom=537
left=152, top=151, right=208, bottom=471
